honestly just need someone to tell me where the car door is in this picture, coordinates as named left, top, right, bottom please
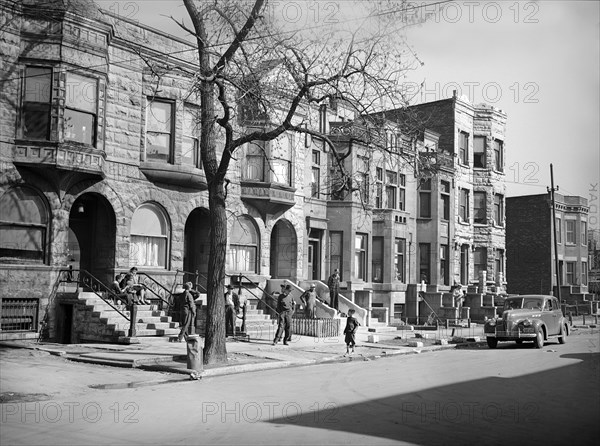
left=542, top=298, right=560, bottom=335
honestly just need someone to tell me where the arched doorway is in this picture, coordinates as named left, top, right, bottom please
left=69, top=193, right=116, bottom=284
left=183, top=208, right=210, bottom=290
left=270, top=219, right=297, bottom=280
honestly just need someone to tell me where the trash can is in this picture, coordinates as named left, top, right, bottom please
left=186, top=334, right=203, bottom=372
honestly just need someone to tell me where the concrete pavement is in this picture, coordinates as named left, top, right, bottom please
left=0, top=324, right=487, bottom=381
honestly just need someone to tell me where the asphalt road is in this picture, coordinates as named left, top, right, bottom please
left=1, top=329, right=598, bottom=446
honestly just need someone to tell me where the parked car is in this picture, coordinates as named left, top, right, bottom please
left=484, top=295, right=569, bottom=349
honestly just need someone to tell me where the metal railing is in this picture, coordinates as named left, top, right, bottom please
left=226, top=273, right=280, bottom=317
left=137, top=272, right=174, bottom=310
left=0, top=298, right=39, bottom=332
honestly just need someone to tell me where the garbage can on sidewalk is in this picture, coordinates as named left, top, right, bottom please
left=186, top=334, right=203, bottom=373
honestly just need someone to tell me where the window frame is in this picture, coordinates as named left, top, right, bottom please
left=493, top=139, right=504, bottom=172
left=65, top=72, right=98, bottom=146
left=227, top=216, right=260, bottom=274
left=473, top=191, right=487, bottom=224
left=375, top=167, right=383, bottom=209
left=385, top=170, right=398, bottom=209
left=372, top=236, right=384, bottom=283
left=473, top=246, right=487, bottom=281
left=566, top=220, right=576, bottom=245
left=21, top=66, right=53, bottom=140
left=493, top=194, right=504, bottom=226
left=354, top=233, right=368, bottom=280
left=182, top=105, right=200, bottom=168
left=146, top=98, right=175, bottom=164
left=459, top=131, right=469, bottom=165
left=473, top=135, right=486, bottom=168
left=419, top=178, right=432, bottom=219
left=129, top=203, right=170, bottom=269
left=311, top=149, right=321, bottom=199
left=459, top=188, right=470, bottom=223
left=394, top=238, right=406, bottom=282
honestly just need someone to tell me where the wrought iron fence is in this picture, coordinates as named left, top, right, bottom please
left=0, top=298, right=39, bottom=332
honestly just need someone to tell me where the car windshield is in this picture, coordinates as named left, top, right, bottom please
left=504, top=297, right=543, bottom=311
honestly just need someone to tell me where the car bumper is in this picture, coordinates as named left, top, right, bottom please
left=486, top=329, right=536, bottom=339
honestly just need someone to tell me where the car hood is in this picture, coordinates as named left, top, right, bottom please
left=502, top=309, right=541, bottom=319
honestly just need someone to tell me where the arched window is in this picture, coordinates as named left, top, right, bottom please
left=227, top=217, right=259, bottom=273
left=0, top=187, right=49, bottom=263
left=130, top=203, right=170, bottom=268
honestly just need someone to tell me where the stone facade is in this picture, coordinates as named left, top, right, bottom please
left=0, top=1, right=509, bottom=339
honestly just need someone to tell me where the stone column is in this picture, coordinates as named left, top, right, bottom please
left=479, top=271, right=487, bottom=294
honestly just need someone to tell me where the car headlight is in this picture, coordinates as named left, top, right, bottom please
left=488, top=320, right=496, bottom=327
left=520, top=319, right=532, bottom=327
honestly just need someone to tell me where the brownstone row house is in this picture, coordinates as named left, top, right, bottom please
left=0, top=1, right=508, bottom=341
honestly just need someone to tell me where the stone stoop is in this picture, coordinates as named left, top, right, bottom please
left=195, top=302, right=277, bottom=338
left=77, top=294, right=179, bottom=342
left=359, top=318, right=399, bottom=333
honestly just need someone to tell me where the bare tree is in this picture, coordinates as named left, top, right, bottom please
left=175, top=0, right=435, bottom=364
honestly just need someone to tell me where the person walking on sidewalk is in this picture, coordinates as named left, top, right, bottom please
left=225, top=284, right=237, bottom=337
left=343, top=309, right=360, bottom=356
left=327, top=269, right=340, bottom=310
left=300, top=284, right=318, bottom=319
left=177, top=283, right=196, bottom=342
left=273, top=285, right=295, bottom=345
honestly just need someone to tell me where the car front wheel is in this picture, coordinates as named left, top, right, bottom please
left=558, top=324, right=567, bottom=344
left=534, top=329, right=544, bottom=349
left=487, top=337, right=498, bottom=349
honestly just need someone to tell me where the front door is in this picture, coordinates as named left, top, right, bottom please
left=309, top=240, right=320, bottom=280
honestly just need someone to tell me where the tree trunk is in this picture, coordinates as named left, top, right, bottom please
left=203, top=178, right=228, bottom=365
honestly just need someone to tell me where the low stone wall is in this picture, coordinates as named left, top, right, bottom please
left=291, top=317, right=341, bottom=337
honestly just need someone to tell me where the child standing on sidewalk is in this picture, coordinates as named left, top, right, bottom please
left=343, top=309, right=360, bottom=356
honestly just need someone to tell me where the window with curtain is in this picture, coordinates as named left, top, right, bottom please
left=474, top=191, right=486, bottom=224
left=227, top=217, right=259, bottom=273
left=130, top=203, right=169, bottom=268
left=473, top=136, right=486, bottom=168
left=0, top=187, right=48, bottom=263
left=395, top=238, right=406, bottom=282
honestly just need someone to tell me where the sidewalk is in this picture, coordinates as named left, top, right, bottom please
left=0, top=324, right=486, bottom=381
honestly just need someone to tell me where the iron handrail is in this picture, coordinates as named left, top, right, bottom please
left=420, top=291, right=443, bottom=325
left=76, top=269, right=131, bottom=320
left=136, top=272, right=173, bottom=308
left=175, top=269, right=208, bottom=293
left=225, top=273, right=280, bottom=317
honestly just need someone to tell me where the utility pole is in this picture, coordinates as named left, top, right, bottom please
left=548, top=164, right=561, bottom=301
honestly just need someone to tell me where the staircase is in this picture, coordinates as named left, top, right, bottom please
left=195, top=300, right=276, bottom=339
left=76, top=292, right=179, bottom=343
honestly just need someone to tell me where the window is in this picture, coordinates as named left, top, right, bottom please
left=130, top=203, right=170, bottom=268
left=386, top=170, right=397, bottom=209
left=227, top=217, right=259, bottom=273
left=393, top=303, right=405, bottom=320
left=582, top=262, right=588, bottom=285
left=495, top=249, right=504, bottom=279
left=493, top=194, right=504, bottom=226
left=419, top=243, right=430, bottom=283
left=65, top=73, right=97, bottom=146
left=474, top=191, right=486, bottom=224
left=459, top=189, right=470, bottom=222
left=566, top=220, right=576, bottom=245
left=419, top=178, right=431, bottom=218
left=460, top=244, right=469, bottom=285
left=0, top=187, right=49, bottom=263
left=473, top=136, right=486, bottom=168
left=311, top=150, right=320, bottom=198
left=398, top=174, right=406, bottom=211
left=459, top=131, right=469, bottom=165
left=375, top=167, right=383, bottom=208
left=182, top=107, right=200, bottom=167
left=329, top=231, right=343, bottom=274
left=555, top=218, right=562, bottom=244
left=440, top=180, right=450, bottom=220
left=474, top=247, right=487, bottom=281
left=146, top=100, right=173, bottom=162
left=354, top=233, right=368, bottom=280
left=440, top=244, right=449, bottom=285
left=372, top=236, right=383, bottom=283
left=394, top=238, right=406, bottom=282
left=581, top=221, right=587, bottom=245
left=357, top=156, right=369, bottom=202
left=565, top=261, right=575, bottom=285
left=493, top=140, right=503, bottom=171
left=21, top=66, right=52, bottom=140
left=244, top=141, right=265, bottom=181
left=271, top=133, right=292, bottom=185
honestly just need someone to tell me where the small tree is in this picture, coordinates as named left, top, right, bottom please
left=177, top=0, right=432, bottom=364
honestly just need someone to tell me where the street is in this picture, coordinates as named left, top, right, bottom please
left=1, top=329, right=599, bottom=446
